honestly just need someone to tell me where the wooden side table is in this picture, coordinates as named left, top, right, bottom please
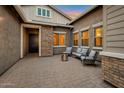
left=61, top=52, right=68, bottom=61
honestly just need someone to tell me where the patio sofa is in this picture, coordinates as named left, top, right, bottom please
left=81, top=50, right=97, bottom=64
left=72, top=47, right=89, bottom=58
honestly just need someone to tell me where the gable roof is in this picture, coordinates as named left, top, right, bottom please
left=69, top=5, right=99, bottom=24
left=13, top=5, right=73, bottom=28
left=48, top=5, right=72, bottom=21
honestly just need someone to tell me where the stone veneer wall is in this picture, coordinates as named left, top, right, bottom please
left=41, top=25, right=53, bottom=56
left=102, top=56, right=124, bottom=87
left=53, top=47, right=66, bottom=55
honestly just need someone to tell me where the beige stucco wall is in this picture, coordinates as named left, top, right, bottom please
left=21, top=5, right=70, bottom=25
left=103, top=5, right=124, bottom=54
left=0, top=6, right=21, bottom=75
left=23, top=28, right=29, bottom=56
left=71, top=6, right=103, bottom=49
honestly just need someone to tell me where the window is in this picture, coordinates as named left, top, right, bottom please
left=47, top=10, right=50, bottom=17
left=42, top=9, right=46, bottom=16
left=82, top=31, right=89, bottom=46
left=38, top=8, right=41, bottom=16
left=73, top=33, right=78, bottom=46
left=94, top=27, right=103, bottom=47
left=37, top=7, right=51, bottom=18
left=53, top=32, right=66, bottom=47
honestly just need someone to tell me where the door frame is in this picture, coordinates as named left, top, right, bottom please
left=20, top=24, right=41, bottom=58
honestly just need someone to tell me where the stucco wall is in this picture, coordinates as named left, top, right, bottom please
left=0, top=6, right=21, bottom=75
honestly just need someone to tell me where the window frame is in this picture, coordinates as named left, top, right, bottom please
left=53, top=32, right=66, bottom=47
left=81, top=30, right=89, bottom=47
left=94, top=26, right=103, bottom=47
left=36, top=7, right=52, bottom=18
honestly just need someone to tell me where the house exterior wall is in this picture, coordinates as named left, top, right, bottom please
left=21, top=5, right=70, bottom=25
left=103, top=5, right=124, bottom=53
left=41, top=25, right=53, bottom=56
left=0, top=6, right=21, bottom=75
left=70, top=6, right=103, bottom=61
left=53, top=27, right=71, bottom=55
left=71, top=6, right=103, bottom=50
left=101, top=5, right=124, bottom=87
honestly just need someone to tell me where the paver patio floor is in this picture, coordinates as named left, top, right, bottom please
left=0, top=54, right=114, bottom=88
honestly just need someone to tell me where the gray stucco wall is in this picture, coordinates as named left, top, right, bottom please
left=0, top=6, right=21, bottom=75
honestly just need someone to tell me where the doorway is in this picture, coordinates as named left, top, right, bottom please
left=29, top=34, right=39, bottom=53
left=21, top=24, right=41, bottom=58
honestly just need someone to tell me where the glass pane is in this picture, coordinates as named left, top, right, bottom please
left=38, top=8, right=41, bottom=16
left=82, top=39, right=88, bottom=46
left=47, top=10, right=50, bottom=17
left=42, top=9, right=46, bottom=16
left=59, top=34, right=65, bottom=46
left=73, top=33, right=78, bottom=46
left=54, top=33, right=59, bottom=46
left=95, top=37, right=102, bottom=47
left=95, top=27, right=102, bottom=37
left=82, top=31, right=89, bottom=46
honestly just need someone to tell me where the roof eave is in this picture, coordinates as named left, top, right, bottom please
left=13, top=5, right=28, bottom=22
left=26, top=20, right=74, bottom=28
left=48, top=5, right=72, bottom=21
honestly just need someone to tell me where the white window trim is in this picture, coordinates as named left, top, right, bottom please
left=54, top=45, right=66, bottom=48
left=100, top=51, right=124, bottom=60
left=36, top=7, right=52, bottom=18
left=54, top=31, right=66, bottom=34
left=73, top=46, right=78, bottom=47
left=80, top=26, right=90, bottom=32
left=53, top=32, right=66, bottom=47
left=81, top=46, right=90, bottom=49
left=93, top=47, right=103, bottom=50
left=73, top=30, right=79, bottom=33
left=92, top=22, right=103, bottom=28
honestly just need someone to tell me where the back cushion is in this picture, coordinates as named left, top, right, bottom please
left=77, top=48, right=82, bottom=53
left=89, top=50, right=96, bottom=57
left=66, top=47, right=72, bottom=52
left=80, top=48, right=88, bottom=55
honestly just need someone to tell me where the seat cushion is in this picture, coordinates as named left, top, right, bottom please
left=72, top=52, right=77, bottom=55
left=85, top=56, right=94, bottom=60
left=81, top=56, right=85, bottom=60
left=75, top=53, right=82, bottom=57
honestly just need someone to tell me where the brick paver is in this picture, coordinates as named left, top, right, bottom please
left=0, top=54, right=114, bottom=88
